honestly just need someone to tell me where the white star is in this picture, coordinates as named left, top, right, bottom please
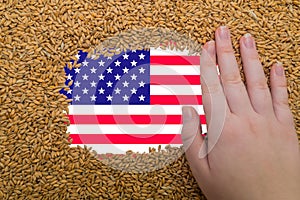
left=90, top=81, right=97, bottom=87
left=90, top=67, right=97, bottom=73
left=98, top=87, right=105, bottom=94
left=75, top=53, right=80, bottom=60
left=99, top=74, right=105, bottom=80
left=90, top=95, right=97, bottom=101
left=67, top=89, right=72, bottom=94
left=98, top=60, right=105, bottom=67
left=122, top=94, right=129, bottom=101
left=114, top=88, right=121, bottom=94
left=131, top=74, right=137, bottom=80
left=132, top=50, right=136, bottom=53
left=74, top=81, right=81, bottom=87
left=139, top=95, right=145, bottom=101
left=74, top=95, right=81, bottom=101
left=122, top=67, right=129, bottom=74
left=114, top=60, right=121, bottom=67
left=106, top=67, right=113, bottom=73
left=91, top=54, right=96, bottom=59
left=123, top=53, right=129, bottom=60
left=139, top=67, right=145, bottom=73
left=131, top=60, right=137, bottom=67
left=114, top=74, right=121, bottom=81
left=122, top=81, right=129, bottom=87
left=139, top=53, right=145, bottom=60
left=82, top=60, right=89, bottom=66
left=131, top=88, right=137, bottom=94
left=82, top=74, right=89, bottom=80
left=106, top=95, right=113, bottom=101
left=67, top=74, right=72, bottom=80
left=106, top=81, right=113, bottom=87
left=107, top=56, right=112, bottom=60
left=139, top=81, right=145, bottom=87
left=82, top=88, right=89, bottom=94
left=74, top=68, right=81, bottom=74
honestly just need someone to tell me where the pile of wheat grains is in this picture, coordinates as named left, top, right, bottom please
left=0, top=0, right=299, bottom=199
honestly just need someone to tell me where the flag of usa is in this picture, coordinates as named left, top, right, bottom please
left=60, top=49, right=206, bottom=153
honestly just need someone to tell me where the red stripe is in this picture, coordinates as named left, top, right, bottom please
left=70, top=134, right=182, bottom=144
left=150, top=75, right=200, bottom=85
left=68, top=115, right=206, bottom=124
left=150, top=56, right=200, bottom=65
left=150, top=95, right=202, bottom=105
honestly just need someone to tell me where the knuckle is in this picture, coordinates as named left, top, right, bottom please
left=219, top=46, right=235, bottom=55
left=247, top=114, right=265, bottom=132
left=246, top=52, right=260, bottom=60
left=274, top=81, right=287, bottom=88
left=201, top=82, right=222, bottom=95
left=285, top=113, right=295, bottom=125
left=221, top=115, right=240, bottom=136
left=287, top=112, right=294, bottom=120
left=283, top=133, right=298, bottom=146
left=221, top=73, right=243, bottom=85
left=274, top=99, right=290, bottom=107
left=250, top=79, right=269, bottom=90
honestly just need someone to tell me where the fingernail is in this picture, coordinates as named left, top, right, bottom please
left=219, top=26, right=229, bottom=40
left=275, top=62, right=284, bottom=76
left=182, top=107, right=193, bottom=123
left=243, top=33, right=254, bottom=48
left=206, top=40, right=215, bottom=56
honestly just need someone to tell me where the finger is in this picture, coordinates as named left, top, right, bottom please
left=181, top=106, right=210, bottom=176
left=215, top=26, right=253, bottom=115
left=270, top=62, right=294, bottom=126
left=200, top=40, right=230, bottom=126
left=240, top=33, right=274, bottom=115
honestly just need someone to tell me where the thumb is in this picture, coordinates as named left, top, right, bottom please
left=181, top=106, right=210, bottom=173
left=181, top=106, right=204, bottom=152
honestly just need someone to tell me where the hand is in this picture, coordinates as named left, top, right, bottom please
left=181, top=26, right=300, bottom=200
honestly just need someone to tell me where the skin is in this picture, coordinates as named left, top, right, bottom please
left=181, top=26, right=300, bottom=200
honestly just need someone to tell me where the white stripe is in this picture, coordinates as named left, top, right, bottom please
left=150, top=65, right=200, bottom=75
left=150, top=85, right=201, bottom=95
left=69, top=105, right=204, bottom=115
left=150, top=47, right=191, bottom=56
left=68, top=124, right=207, bottom=134
left=70, top=144, right=183, bottom=154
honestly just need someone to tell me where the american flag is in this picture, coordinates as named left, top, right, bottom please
left=60, top=49, right=206, bottom=153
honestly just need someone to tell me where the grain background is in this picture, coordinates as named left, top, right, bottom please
left=0, top=0, right=299, bottom=199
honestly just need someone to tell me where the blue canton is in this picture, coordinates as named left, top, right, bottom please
left=60, top=50, right=150, bottom=105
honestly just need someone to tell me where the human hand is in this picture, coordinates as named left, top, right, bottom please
left=181, top=26, right=300, bottom=200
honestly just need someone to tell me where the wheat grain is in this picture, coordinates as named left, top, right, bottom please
left=0, top=0, right=299, bottom=199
